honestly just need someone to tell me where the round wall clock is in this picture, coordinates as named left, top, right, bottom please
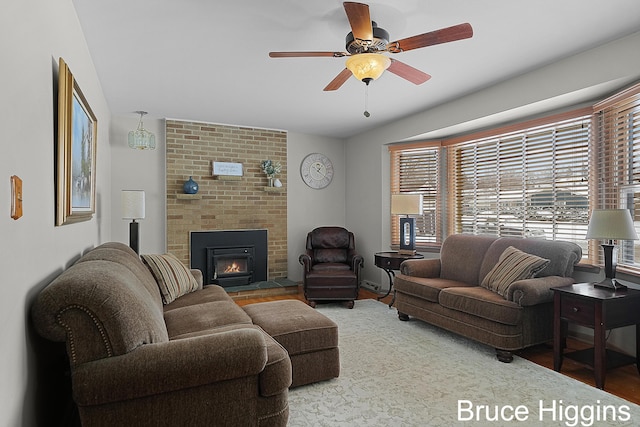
left=300, top=153, right=334, bottom=189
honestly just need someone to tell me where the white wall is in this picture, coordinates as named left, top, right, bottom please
left=286, top=132, right=347, bottom=282
left=109, top=116, right=166, bottom=254
left=0, top=1, right=112, bottom=425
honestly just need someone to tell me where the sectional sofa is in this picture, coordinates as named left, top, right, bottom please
left=31, top=242, right=339, bottom=426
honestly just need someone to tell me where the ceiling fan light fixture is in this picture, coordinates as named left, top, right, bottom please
left=345, top=53, right=391, bottom=82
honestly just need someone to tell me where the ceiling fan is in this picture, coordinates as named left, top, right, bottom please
left=269, top=2, right=473, bottom=91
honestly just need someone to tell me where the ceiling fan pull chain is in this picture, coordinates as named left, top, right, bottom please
left=364, top=81, right=370, bottom=118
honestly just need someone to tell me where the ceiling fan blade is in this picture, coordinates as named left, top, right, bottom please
left=389, top=23, right=473, bottom=53
left=387, top=59, right=431, bottom=85
left=343, top=2, right=373, bottom=41
left=324, top=68, right=353, bottom=91
left=269, top=51, right=347, bottom=58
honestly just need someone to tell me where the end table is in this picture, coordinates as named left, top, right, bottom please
left=551, top=282, right=640, bottom=389
left=374, top=251, right=424, bottom=308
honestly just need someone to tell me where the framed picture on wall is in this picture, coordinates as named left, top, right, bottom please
left=55, top=57, right=97, bottom=226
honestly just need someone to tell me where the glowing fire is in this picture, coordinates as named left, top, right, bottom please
left=224, top=262, right=242, bottom=273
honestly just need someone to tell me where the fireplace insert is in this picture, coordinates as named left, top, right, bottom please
left=207, top=246, right=255, bottom=287
left=191, top=229, right=268, bottom=287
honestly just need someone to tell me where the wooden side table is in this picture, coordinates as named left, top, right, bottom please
left=551, top=283, right=640, bottom=389
left=374, top=251, right=424, bottom=307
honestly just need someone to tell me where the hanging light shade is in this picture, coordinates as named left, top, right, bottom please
left=345, top=53, right=391, bottom=83
left=128, top=111, right=156, bottom=150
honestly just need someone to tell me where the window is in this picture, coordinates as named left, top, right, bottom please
left=390, top=110, right=593, bottom=256
left=593, top=85, right=640, bottom=271
left=448, top=115, right=591, bottom=257
left=390, top=83, right=640, bottom=271
left=389, top=144, right=441, bottom=246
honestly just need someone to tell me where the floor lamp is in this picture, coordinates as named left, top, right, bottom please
left=122, top=190, right=145, bottom=254
left=586, top=209, right=638, bottom=290
left=391, top=194, right=423, bottom=255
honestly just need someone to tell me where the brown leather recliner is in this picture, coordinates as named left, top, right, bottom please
left=299, top=226, right=364, bottom=309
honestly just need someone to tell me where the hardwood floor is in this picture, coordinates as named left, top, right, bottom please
left=234, top=285, right=640, bottom=406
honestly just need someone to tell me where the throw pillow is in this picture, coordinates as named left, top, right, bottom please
left=141, top=253, right=199, bottom=304
left=480, top=246, right=550, bottom=297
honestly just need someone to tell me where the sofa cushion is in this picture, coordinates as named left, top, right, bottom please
left=394, top=275, right=473, bottom=303
left=311, top=262, right=351, bottom=272
left=141, top=253, right=200, bottom=304
left=164, top=301, right=253, bottom=339
left=480, top=246, right=549, bottom=297
left=439, top=286, right=523, bottom=326
left=243, top=300, right=338, bottom=357
left=77, top=242, right=164, bottom=310
left=313, top=249, right=348, bottom=264
left=480, top=237, right=581, bottom=280
left=163, top=284, right=232, bottom=312
left=439, top=234, right=498, bottom=284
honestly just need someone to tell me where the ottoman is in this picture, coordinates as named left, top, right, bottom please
left=243, top=300, right=340, bottom=387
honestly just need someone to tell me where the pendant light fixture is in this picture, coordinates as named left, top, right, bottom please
left=128, top=111, right=156, bottom=150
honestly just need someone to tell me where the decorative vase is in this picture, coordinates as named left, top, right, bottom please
left=267, top=175, right=274, bottom=187
left=183, top=176, right=199, bottom=194
left=274, top=178, right=282, bottom=188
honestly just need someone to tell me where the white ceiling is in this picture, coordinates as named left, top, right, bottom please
left=72, top=0, right=640, bottom=139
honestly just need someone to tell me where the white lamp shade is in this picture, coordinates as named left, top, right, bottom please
left=391, top=194, right=423, bottom=215
left=586, top=209, right=638, bottom=240
left=122, top=190, right=145, bottom=220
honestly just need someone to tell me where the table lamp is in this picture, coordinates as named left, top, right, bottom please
left=391, top=194, right=423, bottom=255
left=122, top=190, right=145, bottom=254
left=585, top=209, right=638, bottom=290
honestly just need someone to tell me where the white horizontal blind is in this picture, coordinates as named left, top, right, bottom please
left=449, top=117, right=591, bottom=256
left=390, top=146, right=440, bottom=245
left=593, top=85, right=640, bottom=269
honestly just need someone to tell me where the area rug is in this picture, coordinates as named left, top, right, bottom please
left=288, top=299, right=640, bottom=426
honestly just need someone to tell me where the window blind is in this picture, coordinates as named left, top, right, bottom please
left=389, top=145, right=441, bottom=246
left=592, top=84, right=640, bottom=270
left=448, top=116, right=591, bottom=257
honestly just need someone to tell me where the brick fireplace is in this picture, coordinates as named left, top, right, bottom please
left=165, top=120, right=287, bottom=282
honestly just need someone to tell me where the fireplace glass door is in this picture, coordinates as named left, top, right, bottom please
left=207, top=246, right=255, bottom=287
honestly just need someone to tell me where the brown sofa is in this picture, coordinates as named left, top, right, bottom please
left=394, top=234, right=582, bottom=362
left=31, top=242, right=337, bottom=426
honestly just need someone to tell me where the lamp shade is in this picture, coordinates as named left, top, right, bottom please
left=121, top=190, right=145, bottom=220
left=586, top=209, right=638, bottom=240
left=346, top=53, right=391, bottom=82
left=391, top=194, right=423, bottom=215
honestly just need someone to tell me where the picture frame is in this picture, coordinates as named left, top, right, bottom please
left=55, top=58, right=97, bottom=226
left=212, top=161, right=243, bottom=177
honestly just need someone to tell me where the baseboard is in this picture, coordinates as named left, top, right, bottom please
left=361, top=281, right=381, bottom=293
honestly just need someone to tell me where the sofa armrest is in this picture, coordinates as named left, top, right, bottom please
left=72, top=328, right=270, bottom=406
left=349, top=253, right=364, bottom=271
left=506, top=276, right=575, bottom=306
left=299, top=254, right=312, bottom=272
left=399, top=258, right=441, bottom=278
